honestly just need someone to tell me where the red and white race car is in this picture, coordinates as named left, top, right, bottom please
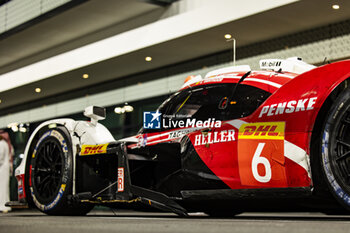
left=8, top=57, right=350, bottom=216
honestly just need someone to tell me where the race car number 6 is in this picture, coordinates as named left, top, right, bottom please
left=252, top=143, right=271, bottom=183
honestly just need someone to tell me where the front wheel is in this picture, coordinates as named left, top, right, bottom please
left=321, top=87, right=350, bottom=211
left=28, top=126, right=93, bottom=215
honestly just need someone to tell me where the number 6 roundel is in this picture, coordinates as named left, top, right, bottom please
left=238, top=122, right=288, bottom=187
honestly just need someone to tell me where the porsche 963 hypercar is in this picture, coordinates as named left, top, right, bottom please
left=8, top=57, right=350, bottom=216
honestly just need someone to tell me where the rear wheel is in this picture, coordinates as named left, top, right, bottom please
left=29, top=126, right=93, bottom=215
left=321, top=87, right=350, bottom=211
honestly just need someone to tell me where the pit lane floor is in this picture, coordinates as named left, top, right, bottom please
left=1, top=209, right=350, bottom=233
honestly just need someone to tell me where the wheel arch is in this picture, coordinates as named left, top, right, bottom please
left=16, top=119, right=77, bottom=205
left=310, top=77, right=350, bottom=195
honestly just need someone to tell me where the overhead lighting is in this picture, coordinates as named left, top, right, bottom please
left=124, top=103, right=134, bottom=112
left=35, top=88, right=41, bottom=93
left=82, top=73, right=89, bottom=79
left=11, top=125, right=19, bottom=132
left=114, top=103, right=134, bottom=114
left=114, top=107, right=123, bottom=114
left=8, top=122, right=28, bottom=133
left=7, top=123, right=18, bottom=132
left=145, top=56, right=152, bottom=62
left=19, top=123, right=27, bottom=133
left=332, top=4, right=340, bottom=9
left=224, top=34, right=232, bottom=39
left=19, top=127, right=27, bottom=133
left=48, top=123, right=57, bottom=129
left=7, top=122, right=18, bottom=128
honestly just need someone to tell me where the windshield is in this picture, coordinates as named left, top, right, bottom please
left=141, top=83, right=270, bottom=133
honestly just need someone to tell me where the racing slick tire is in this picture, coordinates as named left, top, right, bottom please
left=28, top=126, right=93, bottom=215
left=321, top=87, right=350, bottom=211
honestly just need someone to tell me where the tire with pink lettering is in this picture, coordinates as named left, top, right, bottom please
left=29, top=126, right=93, bottom=215
left=321, top=88, right=350, bottom=211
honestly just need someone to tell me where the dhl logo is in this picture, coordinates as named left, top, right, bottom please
left=238, top=122, right=285, bottom=140
left=80, top=144, right=108, bottom=156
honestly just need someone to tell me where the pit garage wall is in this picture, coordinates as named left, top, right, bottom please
left=0, top=0, right=298, bottom=93
left=0, top=0, right=72, bottom=34
left=0, top=31, right=350, bottom=129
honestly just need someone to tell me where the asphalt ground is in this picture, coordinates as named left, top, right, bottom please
left=1, top=208, right=350, bottom=233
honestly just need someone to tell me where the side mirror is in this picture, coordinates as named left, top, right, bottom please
left=84, top=106, right=106, bottom=125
